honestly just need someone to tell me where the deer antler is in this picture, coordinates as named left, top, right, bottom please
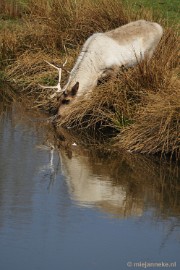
left=39, top=59, right=68, bottom=98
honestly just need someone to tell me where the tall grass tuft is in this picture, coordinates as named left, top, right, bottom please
left=116, top=88, right=180, bottom=159
left=0, top=0, right=26, bottom=19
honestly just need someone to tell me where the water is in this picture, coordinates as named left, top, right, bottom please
left=0, top=103, right=179, bottom=270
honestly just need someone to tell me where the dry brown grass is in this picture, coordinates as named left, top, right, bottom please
left=0, top=82, right=17, bottom=107
left=0, top=0, right=130, bottom=64
left=0, top=0, right=24, bottom=19
left=117, top=88, right=180, bottom=158
left=26, top=0, right=130, bottom=46
left=0, top=0, right=179, bottom=159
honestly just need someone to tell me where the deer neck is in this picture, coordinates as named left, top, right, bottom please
left=65, top=48, right=103, bottom=96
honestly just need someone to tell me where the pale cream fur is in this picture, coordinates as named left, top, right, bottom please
left=64, top=20, right=163, bottom=96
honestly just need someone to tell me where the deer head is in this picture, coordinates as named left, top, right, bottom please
left=57, top=81, right=79, bottom=116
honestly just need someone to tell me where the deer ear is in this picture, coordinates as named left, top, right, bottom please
left=71, top=82, right=79, bottom=96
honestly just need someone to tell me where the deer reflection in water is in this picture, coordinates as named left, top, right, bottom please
left=37, top=143, right=60, bottom=188
left=40, top=128, right=180, bottom=219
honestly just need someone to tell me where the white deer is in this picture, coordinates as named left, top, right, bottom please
left=41, top=20, right=163, bottom=115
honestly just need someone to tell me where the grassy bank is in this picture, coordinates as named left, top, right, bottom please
left=0, top=0, right=179, bottom=160
left=122, top=0, right=180, bottom=25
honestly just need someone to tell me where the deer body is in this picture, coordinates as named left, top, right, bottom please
left=63, top=20, right=163, bottom=97
left=41, top=20, right=163, bottom=115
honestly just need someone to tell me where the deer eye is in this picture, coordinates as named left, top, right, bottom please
left=62, top=99, right=70, bottom=105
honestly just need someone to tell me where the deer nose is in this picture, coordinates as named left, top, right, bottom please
left=62, top=99, right=71, bottom=105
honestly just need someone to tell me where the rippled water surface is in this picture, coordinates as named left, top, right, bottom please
left=0, top=103, right=179, bottom=270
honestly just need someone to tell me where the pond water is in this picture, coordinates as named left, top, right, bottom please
left=0, top=102, right=179, bottom=270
